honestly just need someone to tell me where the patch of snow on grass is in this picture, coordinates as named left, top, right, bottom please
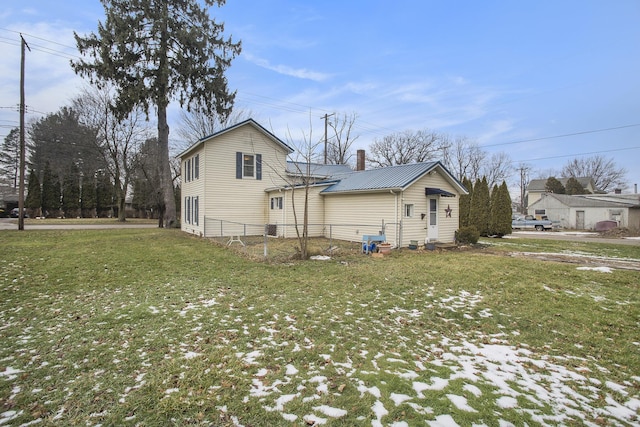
left=576, top=266, right=613, bottom=273
left=371, top=400, right=388, bottom=427
left=463, top=384, right=482, bottom=398
left=285, top=364, right=298, bottom=376
left=390, top=393, right=413, bottom=406
left=313, top=405, right=347, bottom=418
left=303, top=414, right=327, bottom=425
left=183, top=351, right=200, bottom=359
left=496, top=396, right=518, bottom=409
left=447, top=394, right=477, bottom=412
left=413, top=377, right=449, bottom=396
left=0, top=366, right=22, bottom=380
left=427, top=414, right=460, bottom=426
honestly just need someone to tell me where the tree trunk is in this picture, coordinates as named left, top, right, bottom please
left=117, top=195, right=126, bottom=222
left=156, top=7, right=176, bottom=228
left=157, top=104, right=176, bottom=227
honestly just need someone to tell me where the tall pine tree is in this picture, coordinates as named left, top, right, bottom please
left=25, top=170, right=41, bottom=215
left=61, top=163, right=81, bottom=217
left=489, top=181, right=513, bottom=236
left=72, top=0, right=241, bottom=227
left=469, top=177, right=490, bottom=236
left=41, top=162, right=61, bottom=218
left=459, top=176, right=473, bottom=228
left=0, top=128, right=19, bottom=188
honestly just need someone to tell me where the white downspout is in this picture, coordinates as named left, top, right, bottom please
left=390, top=190, right=400, bottom=247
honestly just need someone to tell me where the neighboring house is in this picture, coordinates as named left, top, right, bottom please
left=179, top=119, right=468, bottom=246
left=528, top=193, right=640, bottom=230
left=527, top=177, right=599, bottom=207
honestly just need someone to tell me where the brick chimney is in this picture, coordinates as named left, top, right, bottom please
left=356, top=149, right=365, bottom=171
left=614, top=188, right=622, bottom=194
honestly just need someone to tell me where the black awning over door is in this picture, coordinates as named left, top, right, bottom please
left=425, top=187, right=456, bottom=197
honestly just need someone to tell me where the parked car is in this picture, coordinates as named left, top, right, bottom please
left=10, top=208, right=28, bottom=219
left=512, top=215, right=553, bottom=231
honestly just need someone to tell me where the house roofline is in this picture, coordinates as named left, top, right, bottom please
left=177, top=118, right=295, bottom=158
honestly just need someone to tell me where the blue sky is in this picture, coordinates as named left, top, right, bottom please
left=1, top=1, right=639, bottom=193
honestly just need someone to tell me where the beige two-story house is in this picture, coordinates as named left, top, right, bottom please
left=179, top=119, right=467, bottom=246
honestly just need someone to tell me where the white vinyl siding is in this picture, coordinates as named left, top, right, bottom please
left=401, top=172, right=460, bottom=245
left=267, top=185, right=327, bottom=238
left=323, top=192, right=399, bottom=244
left=182, top=124, right=289, bottom=236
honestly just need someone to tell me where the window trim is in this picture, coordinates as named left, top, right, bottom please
left=271, top=196, right=283, bottom=210
left=404, top=203, right=414, bottom=218
left=236, top=152, right=262, bottom=180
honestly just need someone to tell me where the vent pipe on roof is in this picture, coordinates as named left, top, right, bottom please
left=356, top=149, right=365, bottom=171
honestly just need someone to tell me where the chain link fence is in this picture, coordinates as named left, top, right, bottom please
left=203, top=217, right=399, bottom=261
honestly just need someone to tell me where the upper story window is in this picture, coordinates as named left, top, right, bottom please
left=236, top=152, right=262, bottom=180
left=243, top=154, right=255, bottom=178
left=184, top=154, right=200, bottom=182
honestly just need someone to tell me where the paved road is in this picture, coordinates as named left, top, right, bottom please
left=510, top=230, right=640, bottom=246
left=0, top=218, right=157, bottom=231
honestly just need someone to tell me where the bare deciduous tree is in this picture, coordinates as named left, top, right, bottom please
left=282, top=119, right=324, bottom=260
left=441, top=135, right=485, bottom=182
left=561, top=155, right=627, bottom=192
left=367, top=129, right=445, bottom=168
left=326, top=112, right=359, bottom=165
left=73, top=86, right=152, bottom=221
left=482, top=151, right=513, bottom=189
left=175, top=108, right=254, bottom=150
left=516, top=163, right=532, bottom=213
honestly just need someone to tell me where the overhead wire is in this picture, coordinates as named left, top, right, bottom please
left=2, top=28, right=638, bottom=166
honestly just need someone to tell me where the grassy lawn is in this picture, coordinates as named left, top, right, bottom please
left=19, top=217, right=158, bottom=225
left=1, top=229, right=638, bottom=426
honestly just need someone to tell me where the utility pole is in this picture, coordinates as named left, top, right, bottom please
left=321, top=112, right=334, bottom=164
left=18, top=34, right=30, bottom=231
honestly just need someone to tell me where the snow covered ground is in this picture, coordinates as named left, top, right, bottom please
left=1, top=268, right=638, bottom=425
left=218, top=288, right=640, bottom=426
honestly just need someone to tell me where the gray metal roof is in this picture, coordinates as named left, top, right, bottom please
left=321, top=162, right=440, bottom=194
left=532, top=193, right=640, bottom=208
left=286, top=162, right=354, bottom=179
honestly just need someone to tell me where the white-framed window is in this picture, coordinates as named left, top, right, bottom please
left=404, top=203, right=414, bottom=218
left=184, top=196, right=199, bottom=225
left=184, top=155, right=200, bottom=182
left=185, top=196, right=191, bottom=224
left=243, top=154, right=255, bottom=178
left=236, top=152, right=262, bottom=180
left=193, top=196, right=199, bottom=225
left=271, top=196, right=283, bottom=210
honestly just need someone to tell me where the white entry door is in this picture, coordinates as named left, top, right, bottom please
left=427, top=197, right=438, bottom=242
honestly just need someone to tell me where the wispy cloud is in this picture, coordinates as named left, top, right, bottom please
left=243, top=53, right=331, bottom=82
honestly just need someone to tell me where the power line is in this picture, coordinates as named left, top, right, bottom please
left=515, top=145, right=640, bottom=163
left=482, top=124, right=640, bottom=148
left=0, top=27, right=77, bottom=50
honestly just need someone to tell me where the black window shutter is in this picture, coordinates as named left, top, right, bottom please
left=236, top=152, right=242, bottom=179
left=256, top=154, right=262, bottom=180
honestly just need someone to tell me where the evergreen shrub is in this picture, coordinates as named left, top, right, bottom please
left=456, top=226, right=480, bottom=245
